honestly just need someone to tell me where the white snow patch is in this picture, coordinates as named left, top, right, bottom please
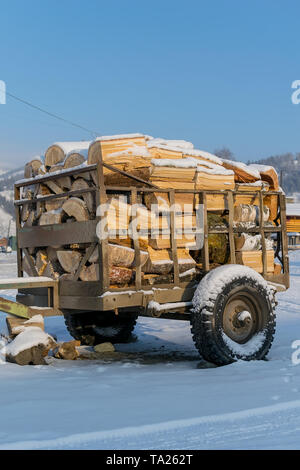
left=3, top=327, right=54, bottom=356
left=222, top=159, right=260, bottom=179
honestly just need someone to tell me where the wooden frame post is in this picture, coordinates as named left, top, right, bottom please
left=95, top=142, right=110, bottom=292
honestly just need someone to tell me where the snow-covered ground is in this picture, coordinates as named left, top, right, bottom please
left=0, top=252, right=300, bottom=449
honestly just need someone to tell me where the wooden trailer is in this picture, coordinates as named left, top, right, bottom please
left=0, top=142, right=290, bottom=365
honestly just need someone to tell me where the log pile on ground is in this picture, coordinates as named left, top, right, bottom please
left=2, top=315, right=84, bottom=365
left=20, top=134, right=280, bottom=283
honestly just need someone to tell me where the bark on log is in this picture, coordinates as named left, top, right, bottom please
left=79, top=263, right=133, bottom=285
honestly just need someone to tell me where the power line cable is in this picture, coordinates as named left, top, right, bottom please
left=6, top=91, right=99, bottom=138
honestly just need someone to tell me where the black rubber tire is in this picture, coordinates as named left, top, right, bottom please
left=191, top=266, right=276, bottom=366
left=64, top=311, right=137, bottom=346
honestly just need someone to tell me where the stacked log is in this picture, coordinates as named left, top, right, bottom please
left=20, top=134, right=280, bottom=284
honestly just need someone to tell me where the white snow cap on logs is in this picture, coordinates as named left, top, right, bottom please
left=147, top=137, right=194, bottom=150
left=49, top=141, right=91, bottom=155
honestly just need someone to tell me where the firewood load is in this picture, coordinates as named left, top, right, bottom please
left=20, top=134, right=280, bottom=285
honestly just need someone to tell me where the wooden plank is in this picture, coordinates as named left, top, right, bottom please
left=95, top=145, right=110, bottom=292
left=227, top=191, right=236, bottom=264
left=23, top=248, right=38, bottom=277
left=0, top=277, right=56, bottom=290
left=18, top=220, right=98, bottom=248
left=73, top=243, right=97, bottom=281
left=14, top=185, right=22, bottom=277
left=59, top=295, right=102, bottom=311
left=59, top=280, right=102, bottom=296
left=15, top=187, right=96, bottom=206
left=130, top=188, right=142, bottom=290
left=259, top=192, right=268, bottom=276
left=15, top=164, right=97, bottom=188
left=103, top=162, right=158, bottom=188
left=169, top=190, right=180, bottom=285
left=199, top=192, right=209, bottom=271
left=279, top=194, right=289, bottom=276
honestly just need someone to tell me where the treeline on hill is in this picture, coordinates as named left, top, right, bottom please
left=0, top=167, right=23, bottom=219
left=214, top=147, right=300, bottom=195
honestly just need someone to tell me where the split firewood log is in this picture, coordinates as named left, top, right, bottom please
left=24, top=211, right=35, bottom=227
left=24, top=159, right=43, bottom=178
left=39, top=210, right=63, bottom=226
left=87, top=243, right=148, bottom=267
left=45, top=197, right=67, bottom=212
left=45, top=142, right=90, bottom=167
left=38, top=184, right=52, bottom=196
left=71, top=178, right=94, bottom=213
left=35, top=200, right=44, bottom=219
left=57, top=250, right=82, bottom=274
left=47, top=170, right=72, bottom=190
left=36, top=250, right=48, bottom=275
left=143, top=247, right=196, bottom=275
left=54, top=340, right=81, bottom=360
left=45, top=180, right=64, bottom=195
left=45, top=145, right=66, bottom=167
left=21, top=190, right=33, bottom=222
left=79, top=263, right=99, bottom=281
left=46, top=246, right=62, bottom=262
left=22, top=254, right=35, bottom=276
left=5, top=328, right=57, bottom=366
left=64, top=153, right=85, bottom=169
left=62, top=197, right=90, bottom=221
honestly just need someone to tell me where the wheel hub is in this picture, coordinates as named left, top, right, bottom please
left=223, top=296, right=257, bottom=343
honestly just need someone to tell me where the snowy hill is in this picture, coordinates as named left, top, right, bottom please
left=0, top=166, right=23, bottom=237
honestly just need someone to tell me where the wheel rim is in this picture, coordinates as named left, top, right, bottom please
left=223, top=291, right=260, bottom=344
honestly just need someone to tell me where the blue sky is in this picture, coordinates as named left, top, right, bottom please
left=0, top=0, right=300, bottom=166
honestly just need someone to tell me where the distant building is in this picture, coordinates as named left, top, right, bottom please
left=286, top=203, right=300, bottom=249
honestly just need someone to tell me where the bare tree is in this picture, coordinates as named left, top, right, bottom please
left=214, top=147, right=235, bottom=161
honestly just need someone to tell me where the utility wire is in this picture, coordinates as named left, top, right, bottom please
left=6, top=91, right=99, bottom=138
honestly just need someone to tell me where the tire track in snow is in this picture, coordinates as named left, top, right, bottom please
left=2, top=399, right=300, bottom=449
